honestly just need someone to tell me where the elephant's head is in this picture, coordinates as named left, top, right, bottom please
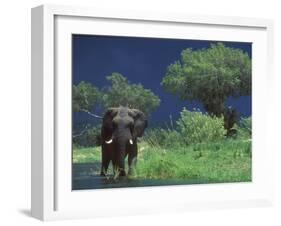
left=102, top=106, right=147, bottom=144
left=101, top=106, right=147, bottom=176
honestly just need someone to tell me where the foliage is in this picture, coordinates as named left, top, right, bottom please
left=73, top=124, right=102, bottom=147
left=143, top=127, right=183, bottom=149
left=234, top=116, right=252, bottom=139
left=143, top=109, right=227, bottom=147
left=73, top=73, right=160, bottom=117
left=102, top=73, right=161, bottom=115
left=73, top=81, right=101, bottom=112
left=161, top=43, right=251, bottom=116
left=176, top=108, right=226, bottom=144
left=239, top=116, right=252, bottom=134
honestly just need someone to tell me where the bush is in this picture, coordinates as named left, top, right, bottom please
left=235, top=117, right=252, bottom=139
left=143, top=109, right=227, bottom=148
left=73, top=124, right=102, bottom=147
left=177, top=108, right=226, bottom=145
left=143, top=128, right=183, bottom=149
left=239, top=117, right=251, bottom=134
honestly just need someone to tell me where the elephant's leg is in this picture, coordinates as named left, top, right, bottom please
left=100, top=145, right=110, bottom=176
left=112, top=160, right=121, bottom=179
left=100, top=158, right=110, bottom=176
left=128, top=143, right=138, bottom=176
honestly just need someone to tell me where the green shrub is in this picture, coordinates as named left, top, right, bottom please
left=73, top=124, right=102, bottom=147
left=143, top=109, right=227, bottom=148
left=177, top=108, right=226, bottom=145
left=143, top=128, right=183, bottom=149
left=239, top=117, right=251, bottom=134
left=235, top=117, right=252, bottom=139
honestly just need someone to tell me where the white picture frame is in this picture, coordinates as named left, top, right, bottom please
left=31, top=4, right=274, bottom=221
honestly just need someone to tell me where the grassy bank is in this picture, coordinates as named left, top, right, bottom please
left=135, top=139, right=251, bottom=182
left=73, top=138, right=251, bottom=183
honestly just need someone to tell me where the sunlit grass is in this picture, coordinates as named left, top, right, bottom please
left=73, top=138, right=251, bottom=183
left=73, top=147, right=100, bottom=163
left=135, top=139, right=251, bottom=182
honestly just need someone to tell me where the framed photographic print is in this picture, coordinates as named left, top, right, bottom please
left=31, top=4, right=274, bottom=221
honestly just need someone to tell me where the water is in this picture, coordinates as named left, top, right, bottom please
left=72, top=163, right=208, bottom=190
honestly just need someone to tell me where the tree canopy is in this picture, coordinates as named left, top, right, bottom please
left=161, top=43, right=251, bottom=116
left=73, top=73, right=160, bottom=116
left=73, top=81, right=101, bottom=113
left=102, top=73, right=160, bottom=115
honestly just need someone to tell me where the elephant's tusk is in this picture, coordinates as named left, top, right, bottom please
left=129, top=139, right=133, bottom=145
left=105, top=139, right=113, bottom=144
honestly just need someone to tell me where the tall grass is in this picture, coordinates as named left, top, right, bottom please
left=235, top=116, right=252, bottom=139
left=135, top=139, right=251, bottom=182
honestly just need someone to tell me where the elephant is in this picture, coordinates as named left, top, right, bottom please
left=100, top=106, right=147, bottom=178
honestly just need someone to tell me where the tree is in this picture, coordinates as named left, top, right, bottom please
left=73, top=73, right=161, bottom=117
left=102, top=73, right=160, bottom=115
left=72, top=74, right=160, bottom=143
left=161, top=43, right=251, bottom=117
left=73, top=81, right=102, bottom=118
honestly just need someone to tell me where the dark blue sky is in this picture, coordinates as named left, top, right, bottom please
left=73, top=35, right=252, bottom=126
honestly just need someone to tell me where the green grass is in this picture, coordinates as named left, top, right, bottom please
left=73, top=147, right=100, bottom=163
left=135, top=139, right=251, bottom=182
left=73, top=138, right=251, bottom=183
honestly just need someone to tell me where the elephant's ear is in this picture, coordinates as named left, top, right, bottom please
left=130, top=109, right=148, bottom=138
left=101, top=108, right=118, bottom=140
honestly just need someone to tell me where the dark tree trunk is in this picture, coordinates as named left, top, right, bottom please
left=204, top=102, right=225, bottom=117
left=203, top=101, right=238, bottom=137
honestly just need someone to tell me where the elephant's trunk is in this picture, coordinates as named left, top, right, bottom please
left=114, top=139, right=127, bottom=177
left=112, top=130, right=133, bottom=178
